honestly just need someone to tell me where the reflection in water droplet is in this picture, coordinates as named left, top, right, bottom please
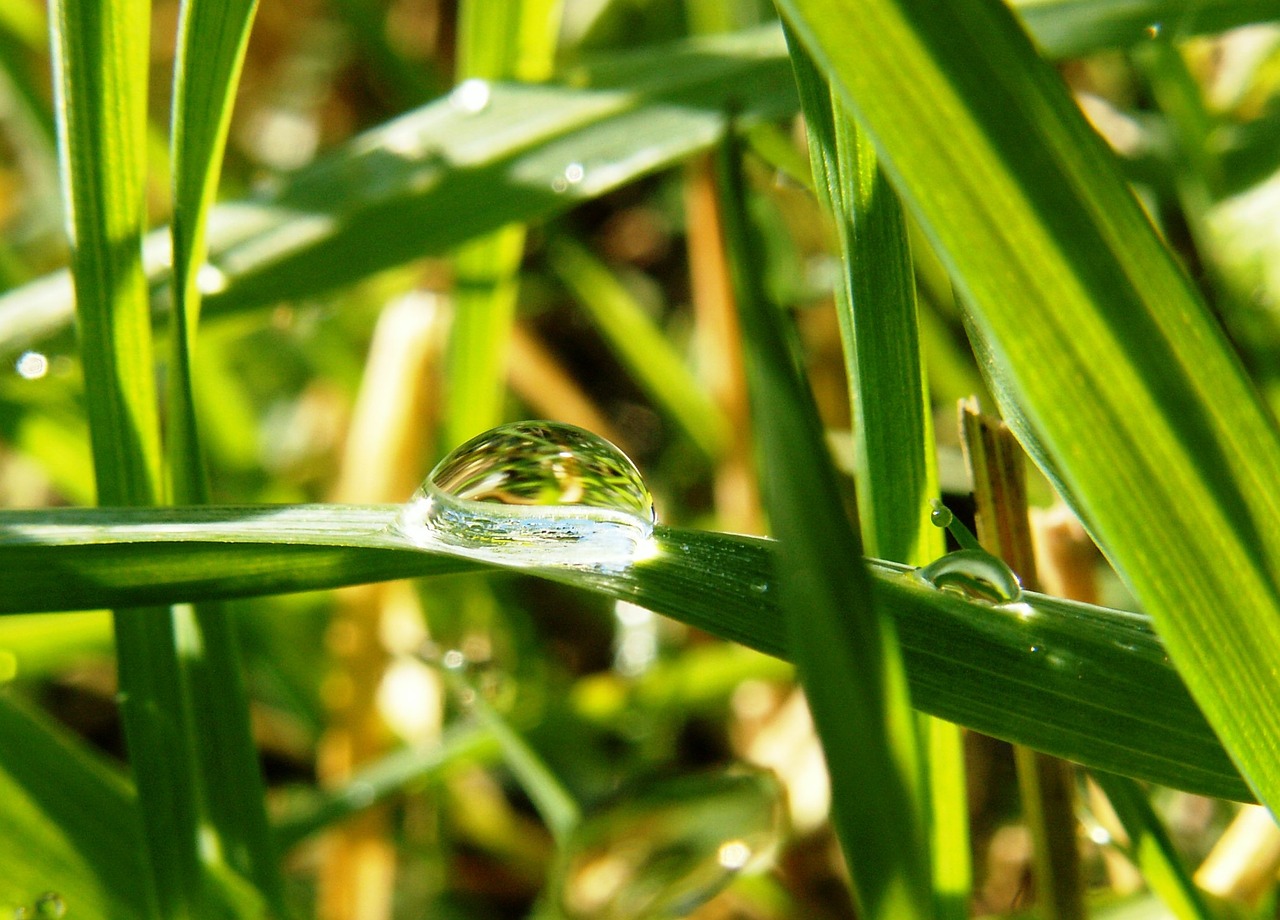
left=451, top=78, right=492, bottom=113
left=1145, top=22, right=1161, bottom=37
left=14, top=351, right=48, bottom=380
left=551, top=767, right=784, bottom=920
left=396, top=421, right=657, bottom=572
left=33, top=894, right=64, bottom=920
left=928, top=499, right=953, bottom=529
left=916, top=550, right=1022, bottom=604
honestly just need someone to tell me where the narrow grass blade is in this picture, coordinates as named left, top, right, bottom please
left=787, top=31, right=968, bottom=917
left=1092, top=772, right=1217, bottom=920
left=0, top=693, right=153, bottom=920
left=444, top=0, right=561, bottom=445
left=546, top=235, right=728, bottom=459
left=49, top=1, right=208, bottom=915
left=169, top=1, right=282, bottom=908
left=0, top=503, right=1251, bottom=801
left=717, top=135, right=934, bottom=919
left=777, top=0, right=1280, bottom=814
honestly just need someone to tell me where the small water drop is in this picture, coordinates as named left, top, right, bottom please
left=929, top=500, right=953, bottom=529
left=396, top=420, right=657, bottom=571
left=14, top=351, right=48, bottom=380
left=550, top=767, right=784, bottom=920
left=1145, top=22, right=1162, bottom=38
left=450, top=78, right=491, bottom=113
left=916, top=549, right=1022, bottom=604
left=33, top=894, right=64, bottom=920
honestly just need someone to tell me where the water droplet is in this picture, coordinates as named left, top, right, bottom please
left=550, top=767, right=784, bottom=920
left=33, top=894, right=64, bottom=920
left=396, top=420, right=657, bottom=572
left=929, top=501, right=953, bottom=529
left=15, top=351, right=48, bottom=380
left=1145, top=22, right=1161, bottom=37
left=916, top=549, right=1022, bottom=604
left=552, top=161, right=587, bottom=194
left=450, top=78, right=491, bottom=113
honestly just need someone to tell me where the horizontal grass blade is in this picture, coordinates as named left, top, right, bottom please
left=777, top=0, right=1280, bottom=812
left=0, top=504, right=1248, bottom=802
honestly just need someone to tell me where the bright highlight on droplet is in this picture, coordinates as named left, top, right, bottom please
left=14, top=351, right=48, bottom=380
left=915, top=549, right=1023, bottom=604
left=396, top=420, right=657, bottom=572
left=196, top=263, right=229, bottom=294
left=450, top=78, right=491, bottom=113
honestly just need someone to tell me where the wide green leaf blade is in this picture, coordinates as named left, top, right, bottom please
left=0, top=506, right=1247, bottom=798
left=776, top=0, right=1280, bottom=812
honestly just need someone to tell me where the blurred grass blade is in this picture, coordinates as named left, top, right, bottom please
left=547, top=235, right=728, bottom=459
left=776, top=0, right=1280, bottom=813
left=1091, top=772, right=1216, bottom=920
left=1010, top=0, right=1280, bottom=58
left=444, top=0, right=561, bottom=445
left=716, top=134, right=934, bottom=919
left=0, top=503, right=1252, bottom=802
left=49, top=1, right=209, bottom=915
left=0, top=26, right=800, bottom=350
left=169, top=0, right=282, bottom=908
left=0, top=693, right=153, bottom=920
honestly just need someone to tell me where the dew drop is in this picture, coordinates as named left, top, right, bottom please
left=550, top=767, right=784, bottom=920
left=916, top=549, right=1022, bottom=604
left=396, top=420, right=657, bottom=572
left=14, top=351, right=48, bottom=380
left=1145, top=22, right=1162, bottom=38
left=450, top=78, right=491, bottom=113
left=442, top=649, right=466, bottom=670
left=928, top=499, right=953, bottom=529
left=33, top=894, right=64, bottom=920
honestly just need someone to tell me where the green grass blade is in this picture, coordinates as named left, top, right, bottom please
left=0, top=693, right=153, bottom=920
left=444, top=0, right=561, bottom=445
left=1011, top=0, right=1280, bottom=58
left=169, top=1, right=282, bottom=908
left=776, top=0, right=1280, bottom=814
left=787, top=31, right=968, bottom=917
left=717, top=134, right=934, bottom=919
left=49, top=2, right=208, bottom=915
left=1091, top=772, right=1217, bottom=920
left=0, top=503, right=1251, bottom=801
left=0, top=26, right=801, bottom=349
left=546, top=235, right=729, bottom=459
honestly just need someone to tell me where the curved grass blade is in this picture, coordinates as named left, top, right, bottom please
left=776, top=0, right=1280, bottom=814
left=0, top=503, right=1250, bottom=801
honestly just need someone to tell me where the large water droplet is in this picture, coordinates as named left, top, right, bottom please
left=916, top=549, right=1022, bottom=604
left=928, top=500, right=953, bottom=529
left=396, top=421, right=656, bottom=571
left=549, top=767, right=784, bottom=920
